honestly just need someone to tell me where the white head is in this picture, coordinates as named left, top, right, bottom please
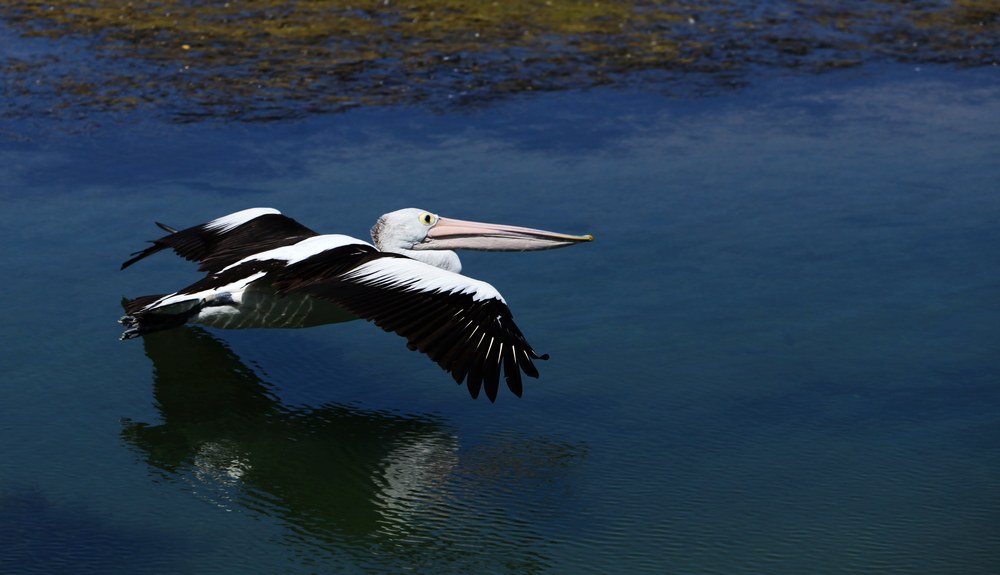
left=371, top=208, right=593, bottom=273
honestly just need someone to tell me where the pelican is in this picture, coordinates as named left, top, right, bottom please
left=119, top=207, right=592, bottom=401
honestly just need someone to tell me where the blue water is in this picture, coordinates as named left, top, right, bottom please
left=2, top=65, right=998, bottom=574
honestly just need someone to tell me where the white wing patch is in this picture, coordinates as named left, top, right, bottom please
left=342, top=256, right=505, bottom=303
left=205, top=207, right=281, bottom=233
left=224, top=234, right=370, bottom=271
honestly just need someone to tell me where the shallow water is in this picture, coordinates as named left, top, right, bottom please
left=2, top=65, right=999, bottom=573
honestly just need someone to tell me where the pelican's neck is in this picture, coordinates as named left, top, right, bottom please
left=387, top=248, right=463, bottom=273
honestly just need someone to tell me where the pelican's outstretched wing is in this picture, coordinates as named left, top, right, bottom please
left=270, top=245, right=549, bottom=401
left=121, top=207, right=319, bottom=273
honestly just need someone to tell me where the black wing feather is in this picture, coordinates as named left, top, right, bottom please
left=503, top=344, right=523, bottom=398
left=121, top=212, right=319, bottom=273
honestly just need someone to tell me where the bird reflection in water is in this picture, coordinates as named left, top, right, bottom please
left=122, top=326, right=586, bottom=569
left=120, top=326, right=459, bottom=543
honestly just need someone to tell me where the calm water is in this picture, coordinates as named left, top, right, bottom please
left=2, top=65, right=999, bottom=573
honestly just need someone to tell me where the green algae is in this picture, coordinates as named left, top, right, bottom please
left=0, top=0, right=996, bottom=122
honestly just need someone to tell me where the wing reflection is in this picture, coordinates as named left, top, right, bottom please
left=121, top=327, right=459, bottom=541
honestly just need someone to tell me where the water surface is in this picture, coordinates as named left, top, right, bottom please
left=1, top=65, right=998, bottom=573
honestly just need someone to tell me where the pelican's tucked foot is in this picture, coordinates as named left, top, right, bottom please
left=118, top=303, right=202, bottom=340
left=120, top=325, right=141, bottom=341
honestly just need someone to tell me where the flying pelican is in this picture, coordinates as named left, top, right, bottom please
left=119, top=207, right=592, bottom=401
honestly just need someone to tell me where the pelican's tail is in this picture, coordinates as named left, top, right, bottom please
left=119, top=295, right=201, bottom=340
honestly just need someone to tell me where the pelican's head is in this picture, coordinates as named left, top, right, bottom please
left=371, top=208, right=593, bottom=272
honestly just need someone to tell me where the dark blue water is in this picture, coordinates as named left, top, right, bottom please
left=2, top=65, right=998, bottom=573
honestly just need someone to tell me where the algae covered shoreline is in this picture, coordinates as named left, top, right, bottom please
left=1, top=1, right=996, bottom=122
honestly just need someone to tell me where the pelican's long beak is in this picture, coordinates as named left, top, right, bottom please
left=416, top=216, right=594, bottom=252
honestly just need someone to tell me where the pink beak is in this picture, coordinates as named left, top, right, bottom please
left=416, top=216, right=593, bottom=252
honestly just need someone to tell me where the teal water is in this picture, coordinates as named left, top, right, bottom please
left=2, top=65, right=999, bottom=573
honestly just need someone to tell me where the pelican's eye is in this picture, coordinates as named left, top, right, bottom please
left=419, top=212, right=437, bottom=226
